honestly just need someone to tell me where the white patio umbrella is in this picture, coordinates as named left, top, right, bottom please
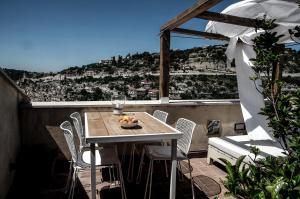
left=205, top=0, right=300, bottom=141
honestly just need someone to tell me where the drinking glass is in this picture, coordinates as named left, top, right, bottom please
left=111, top=94, right=126, bottom=115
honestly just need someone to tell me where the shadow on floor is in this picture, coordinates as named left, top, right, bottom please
left=6, top=146, right=224, bottom=199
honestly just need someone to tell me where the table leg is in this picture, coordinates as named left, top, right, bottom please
left=90, top=143, right=96, bottom=199
left=169, top=139, right=177, bottom=199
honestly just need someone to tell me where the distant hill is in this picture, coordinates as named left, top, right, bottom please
left=1, top=68, right=46, bottom=81
left=2, top=45, right=300, bottom=79
left=2, top=44, right=299, bottom=102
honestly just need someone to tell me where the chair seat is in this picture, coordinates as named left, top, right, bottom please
left=80, top=148, right=120, bottom=167
left=145, top=145, right=186, bottom=160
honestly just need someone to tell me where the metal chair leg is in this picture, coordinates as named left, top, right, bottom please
left=144, top=159, right=153, bottom=199
left=177, top=161, right=184, bottom=182
left=118, top=163, right=127, bottom=199
left=136, top=147, right=145, bottom=184
left=65, top=161, right=73, bottom=194
left=68, top=167, right=77, bottom=199
left=188, top=159, right=195, bottom=199
left=164, top=160, right=169, bottom=178
left=112, top=165, right=116, bottom=184
left=71, top=168, right=78, bottom=199
left=121, top=143, right=127, bottom=164
left=127, top=144, right=135, bottom=182
left=148, top=160, right=154, bottom=199
left=68, top=168, right=74, bottom=199
left=108, top=166, right=112, bottom=182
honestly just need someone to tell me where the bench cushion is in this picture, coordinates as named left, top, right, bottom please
left=208, top=135, right=285, bottom=163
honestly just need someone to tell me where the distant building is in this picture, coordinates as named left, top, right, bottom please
left=136, top=88, right=146, bottom=98
left=141, top=81, right=151, bottom=90
left=148, top=89, right=159, bottom=100
left=84, top=69, right=95, bottom=77
left=128, top=87, right=137, bottom=99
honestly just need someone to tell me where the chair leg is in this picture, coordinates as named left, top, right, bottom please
left=68, top=168, right=74, bottom=199
left=127, top=144, right=135, bottom=182
left=71, top=168, right=78, bottom=199
left=144, top=159, right=153, bottom=199
left=109, top=166, right=113, bottom=182
left=136, top=147, right=145, bottom=184
left=113, top=165, right=117, bottom=184
left=148, top=160, right=154, bottom=199
left=164, top=160, right=169, bottom=178
left=177, top=161, right=184, bottom=182
left=65, top=161, right=73, bottom=194
left=118, top=163, right=127, bottom=199
left=121, top=143, right=127, bottom=164
left=188, top=159, right=195, bottom=199
left=68, top=167, right=77, bottom=199
left=99, top=168, right=104, bottom=183
left=68, top=176, right=73, bottom=199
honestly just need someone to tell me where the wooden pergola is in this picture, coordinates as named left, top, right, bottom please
left=159, top=0, right=282, bottom=99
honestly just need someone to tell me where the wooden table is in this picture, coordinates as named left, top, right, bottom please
left=85, top=112, right=182, bottom=199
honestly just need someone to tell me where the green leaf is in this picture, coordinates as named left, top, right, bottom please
left=265, top=177, right=288, bottom=199
left=293, top=183, right=300, bottom=191
left=236, top=155, right=246, bottom=170
left=258, top=191, right=266, bottom=199
left=224, top=192, right=233, bottom=197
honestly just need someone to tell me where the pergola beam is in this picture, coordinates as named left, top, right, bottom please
left=196, top=11, right=258, bottom=27
left=159, top=30, right=171, bottom=98
left=160, top=0, right=222, bottom=32
left=171, top=28, right=230, bottom=41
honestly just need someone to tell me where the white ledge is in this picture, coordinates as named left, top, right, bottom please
left=23, top=99, right=240, bottom=109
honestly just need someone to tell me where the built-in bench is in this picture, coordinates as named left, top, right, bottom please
left=207, top=135, right=286, bottom=165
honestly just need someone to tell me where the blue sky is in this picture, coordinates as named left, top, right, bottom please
left=0, top=0, right=248, bottom=72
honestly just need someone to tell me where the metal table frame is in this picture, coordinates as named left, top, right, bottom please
left=85, top=112, right=181, bottom=199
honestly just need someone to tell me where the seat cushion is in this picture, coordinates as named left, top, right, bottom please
left=145, top=145, right=186, bottom=160
left=81, top=147, right=120, bottom=166
left=208, top=135, right=286, bottom=162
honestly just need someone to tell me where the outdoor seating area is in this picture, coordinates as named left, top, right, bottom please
left=56, top=110, right=223, bottom=199
left=1, top=0, right=299, bottom=199
left=5, top=106, right=231, bottom=199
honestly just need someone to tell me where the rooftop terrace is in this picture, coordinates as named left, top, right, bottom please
left=1, top=68, right=244, bottom=199
left=2, top=0, right=291, bottom=198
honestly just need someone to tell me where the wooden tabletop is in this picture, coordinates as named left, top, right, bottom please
left=85, top=112, right=181, bottom=144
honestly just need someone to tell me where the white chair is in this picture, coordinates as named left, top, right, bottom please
left=142, top=118, right=196, bottom=199
left=135, top=110, right=169, bottom=184
left=125, top=110, right=169, bottom=182
left=71, top=112, right=116, bottom=182
left=152, top=110, right=168, bottom=123
left=60, top=121, right=127, bottom=199
left=70, top=112, right=87, bottom=150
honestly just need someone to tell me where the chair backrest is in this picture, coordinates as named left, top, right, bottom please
left=60, top=121, right=77, bottom=163
left=153, top=110, right=168, bottom=123
left=176, top=118, right=196, bottom=156
left=70, top=112, right=85, bottom=148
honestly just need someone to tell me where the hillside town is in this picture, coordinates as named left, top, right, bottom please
left=3, top=45, right=300, bottom=101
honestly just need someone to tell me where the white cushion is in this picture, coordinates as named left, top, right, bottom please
left=81, top=148, right=119, bottom=166
left=145, top=145, right=186, bottom=160
left=208, top=135, right=286, bottom=162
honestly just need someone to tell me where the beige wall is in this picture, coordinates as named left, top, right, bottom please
left=20, top=101, right=244, bottom=159
left=0, top=72, right=27, bottom=199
